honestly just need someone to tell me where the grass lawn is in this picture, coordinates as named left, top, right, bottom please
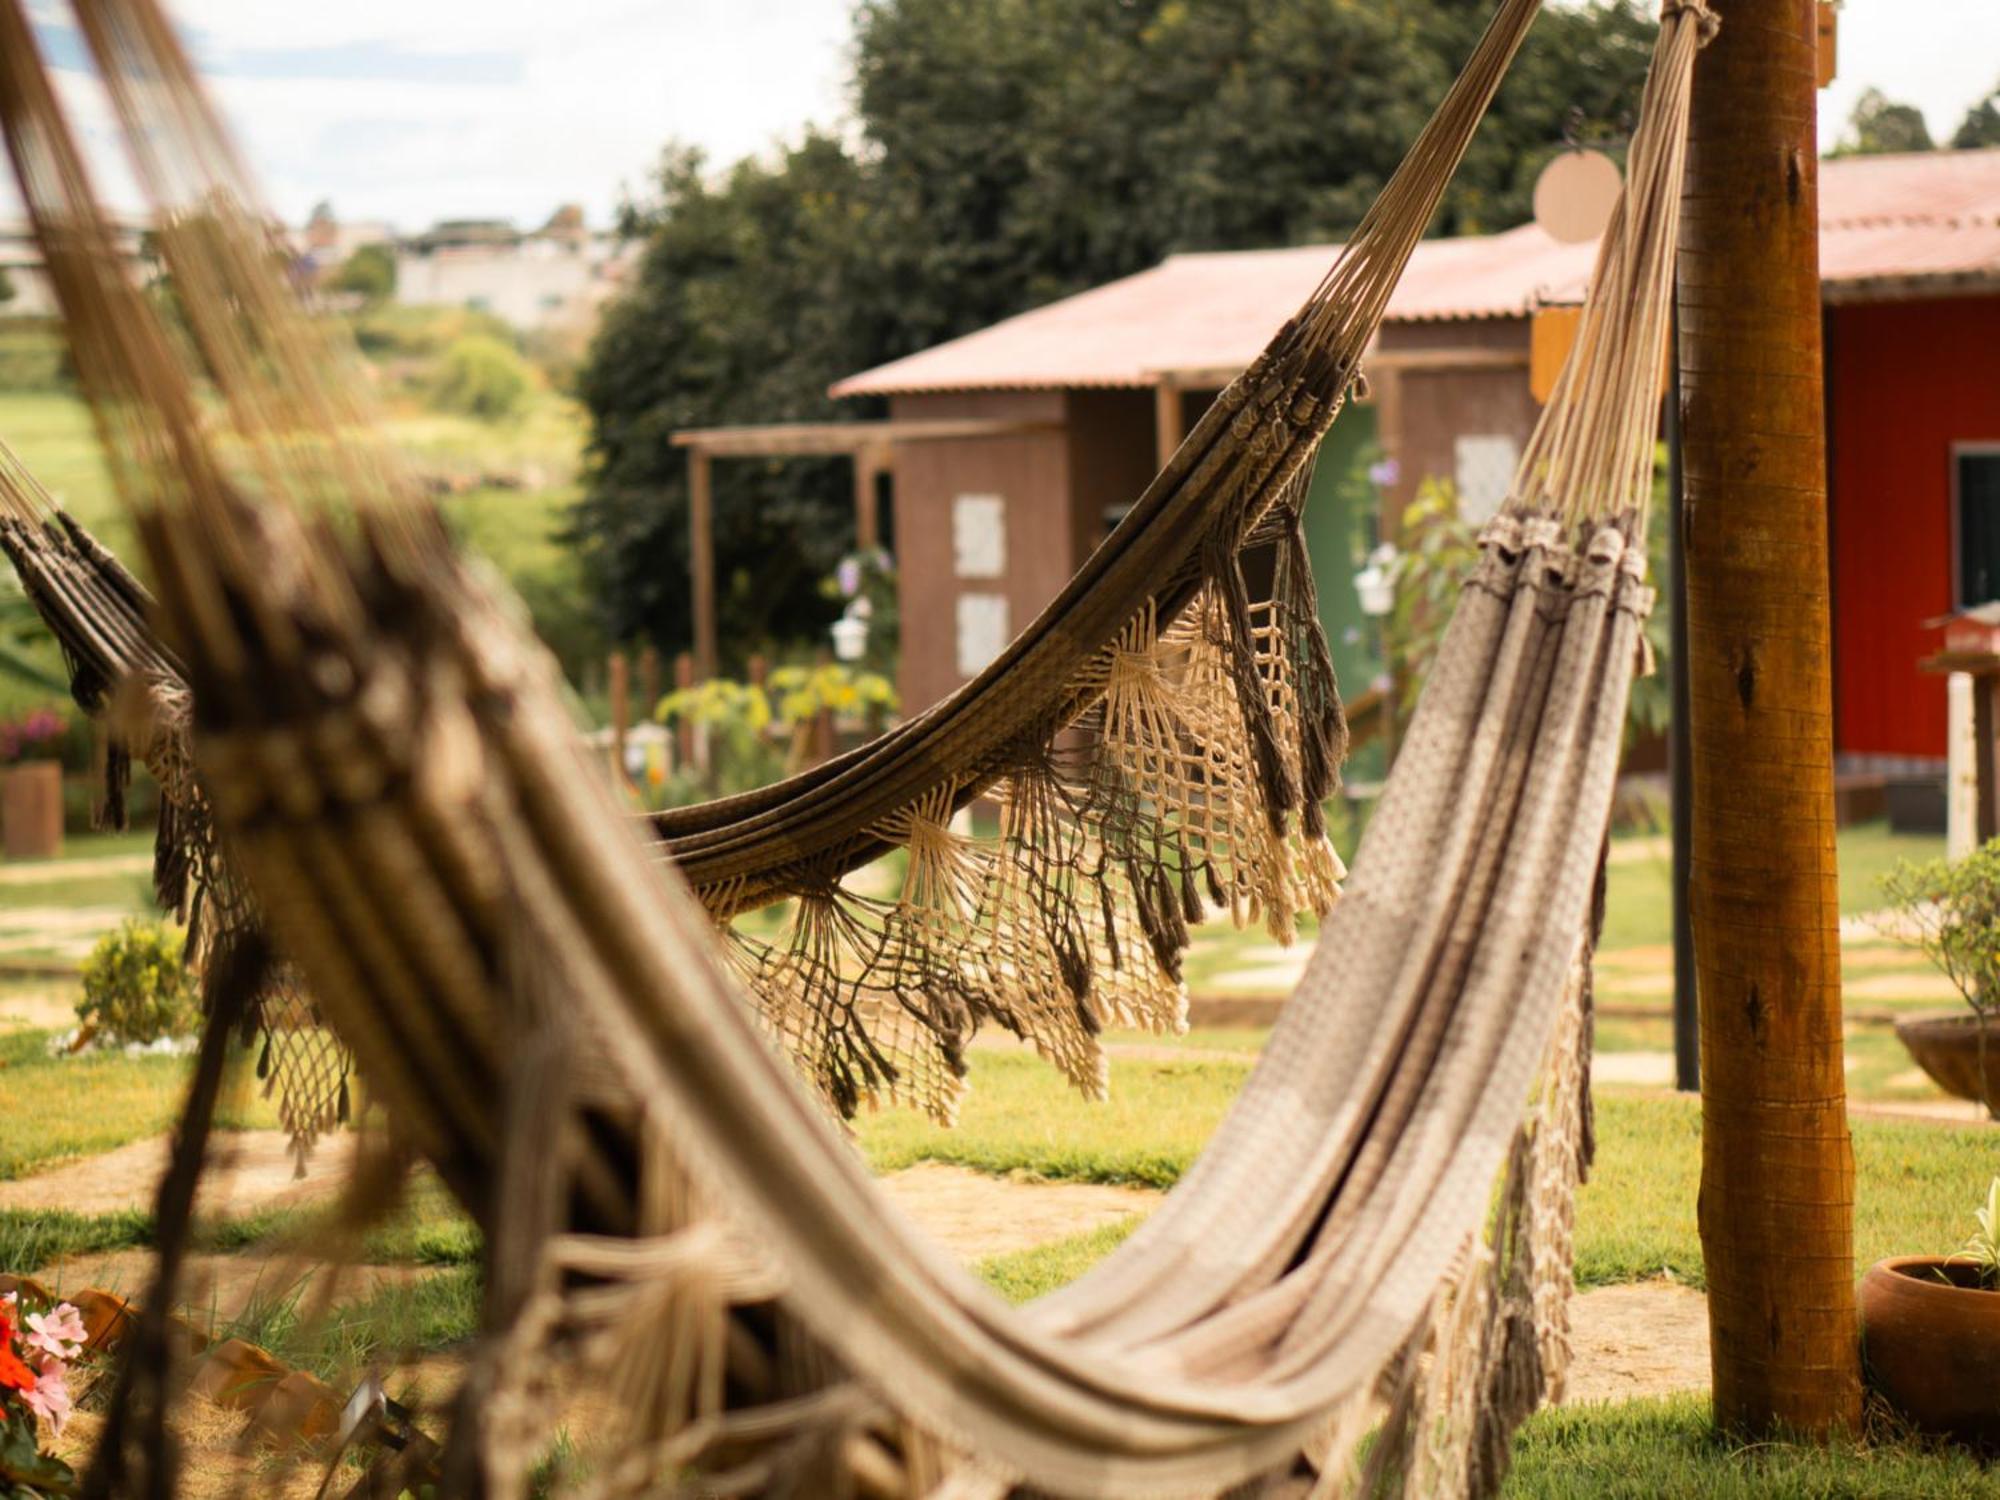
left=0, top=1029, right=278, bottom=1180
left=1503, top=1394, right=1999, bottom=1498
left=1600, top=820, right=1945, bottom=954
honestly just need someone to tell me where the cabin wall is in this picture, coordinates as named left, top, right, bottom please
left=1826, top=296, right=2000, bottom=761
left=887, top=391, right=1074, bottom=714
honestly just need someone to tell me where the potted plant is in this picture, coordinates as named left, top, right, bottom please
left=1879, top=840, right=2000, bottom=1118
left=1859, top=1176, right=2000, bottom=1447
left=0, top=708, right=66, bottom=862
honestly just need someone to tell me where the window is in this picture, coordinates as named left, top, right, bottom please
left=951, top=494, right=1007, bottom=578
left=956, top=593, right=1010, bottom=676
left=1955, top=446, right=2000, bottom=608
left=1453, top=434, right=1519, bottom=526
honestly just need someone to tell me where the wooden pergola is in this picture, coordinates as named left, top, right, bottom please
left=670, top=417, right=1057, bottom=679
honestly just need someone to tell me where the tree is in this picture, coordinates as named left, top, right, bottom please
left=1952, top=82, right=2000, bottom=150
left=571, top=1, right=1662, bottom=660
left=569, top=136, right=903, bottom=659
left=1834, top=87, right=1934, bottom=156
left=1684, top=0, right=1860, bottom=1439
left=0, top=265, right=13, bottom=308
left=328, top=242, right=395, bottom=302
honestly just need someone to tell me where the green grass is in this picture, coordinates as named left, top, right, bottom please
left=854, top=1048, right=1249, bottom=1188
left=1574, top=1093, right=1992, bottom=1290
left=974, top=1218, right=1142, bottom=1304
left=1502, top=1393, right=1998, bottom=1498
left=225, top=1264, right=482, bottom=1388
left=0, top=1028, right=278, bottom=1179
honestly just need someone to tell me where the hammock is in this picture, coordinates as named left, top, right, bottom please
left=0, top=0, right=1543, bottom=1134
left=0, top=0, right=1707, bottom=1492
left=0, top=448, right=352, bottom=1157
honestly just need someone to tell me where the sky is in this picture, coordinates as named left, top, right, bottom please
left=12, top=1, right=2000, bottom=233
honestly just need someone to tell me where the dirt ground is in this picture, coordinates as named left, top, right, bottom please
left=0, top=1129, right=360, bottom=1219
left=876, top=1162, right=1158, bottom=1260
left=1563, top=1279, right=1711, bottom=1405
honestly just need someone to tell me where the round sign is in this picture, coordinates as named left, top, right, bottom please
left=1532, top=149, right=1623, bottom=245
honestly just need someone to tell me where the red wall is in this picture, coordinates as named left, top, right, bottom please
left=1827, top=297, right=2000, bottom=759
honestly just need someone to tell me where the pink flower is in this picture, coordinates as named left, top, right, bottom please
left=20, top=1358, right=69, bottom=1434
left=23, top=1305, right=84, bottom=1362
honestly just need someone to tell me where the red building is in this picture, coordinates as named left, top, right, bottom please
left=822, top=149, right=2000, bottom=775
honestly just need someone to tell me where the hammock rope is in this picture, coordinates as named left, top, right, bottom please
left=0, top=0, right=1709, bottom=1492
left=0, top=445, right=352, bottom=1160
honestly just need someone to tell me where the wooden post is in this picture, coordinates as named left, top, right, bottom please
left=1153, top=379, right=1182, bottom=472
left=638, top=644, right=661, bottom=720
left=674, top=650, right=697, bottom=773
left=688, top=447, right=718, bottom=681
left=1681, top=0, right=1860, bottom=1437
left=853, top=444, right=882, bottom=551
left=608, top=649, right=630, bottom=787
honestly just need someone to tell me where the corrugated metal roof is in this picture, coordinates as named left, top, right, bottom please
left=833, top=148, right=2000, bottom=399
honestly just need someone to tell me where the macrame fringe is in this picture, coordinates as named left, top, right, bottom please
left=718, top=515, right=1347, bottom=1123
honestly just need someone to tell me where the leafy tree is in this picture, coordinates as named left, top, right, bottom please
left=328, top=241, right=396, bottom=302
left=573, top=0, right=1661, bottom=659
left=1952, top=82, right=2000, bottom=150
left=570, top=136, right=903, bottom=659
left=0, top=265, right=13, bottom=307
left=1835, top=87, right=1934, bottom=156
left=429, top=334, right=533, bottom=421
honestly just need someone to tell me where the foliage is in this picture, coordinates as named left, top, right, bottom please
left=570, top=136, right=894, bottom=660
left=76, top=919, right=200, bottom=1045
left=347, top=303, right=517, bottom=362
left=1834, top=87, right=1935, bottom=156
left=327, top=242, right=396, bottom=303
left=0, top=268, right=12, bottom=309
left=1379, top=457, right=1671, bottom=749
left=0, top=322, right=68, bottom=394
left=820, top=546, right=900, bottom=677
left=1954, top=1175, right=2000, bottom=1291
left=427, top=335, right=534, bottom=422
left=1952, top=81, right=2000, bottom=150
left=573, top=1, right=1660, bottom=659
left=1878, top=839, right=2000, bottom=1021
left=1380, top=479, right=1480, bottom=717
left=0, top=1291, right=81, bottom=1494
left=654, top=661, right=898, bottom=804
left=0, top=708, right=65, bottom=767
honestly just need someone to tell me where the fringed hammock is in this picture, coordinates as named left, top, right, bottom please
left=0, top=446, right=352, bottom=1158
left=0, top=0, right=1711, bottom=1493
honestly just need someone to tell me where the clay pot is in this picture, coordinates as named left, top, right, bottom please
left=1858, top=1256, right=2000, bottom=1447
left=1893, top=1013, right=2000, bottom=1118
left=0, top=760, right=62, bottom=861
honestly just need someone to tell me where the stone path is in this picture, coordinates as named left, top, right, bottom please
left=0, top=1130, right=359, bottom=1219
left=0, top=851, right=151, bottom=886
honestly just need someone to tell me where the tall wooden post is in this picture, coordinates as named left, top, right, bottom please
left=688, top=447, right=718, bottom=681
left=1680, top=0, right=1860, bottom=1436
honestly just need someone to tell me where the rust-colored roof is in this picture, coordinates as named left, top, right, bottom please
left=833, top=148, right=2000, bottom=399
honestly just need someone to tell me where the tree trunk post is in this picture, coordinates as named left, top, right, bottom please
left=1680, top=0, right=1861, bottom=1437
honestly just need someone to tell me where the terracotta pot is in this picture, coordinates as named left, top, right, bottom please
left=0, top=760, right=62, bottom=861
left=1894, top=1013, right=2000, bottom=1118
left=1859, top=1256, right=2000, bottom=1447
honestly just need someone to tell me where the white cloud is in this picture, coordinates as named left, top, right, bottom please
left=8, top=2, right=1998, bottom=235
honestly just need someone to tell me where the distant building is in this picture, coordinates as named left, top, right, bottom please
left=826, top=149, right=2000, bottom=765
left=291, top=200, right=394, bottom=281
left=391, top=205, right=633, bottom=332
left=0, top=217, right=151, bottom=316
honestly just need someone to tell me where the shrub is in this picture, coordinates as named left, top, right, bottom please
left=428, top=335, right=533, bottom=422
left=0, top=319, right=72, bottom=393
left=76, top=920, right=199, bottom=1045
left=1879, top=839, right=2000, bottom=1023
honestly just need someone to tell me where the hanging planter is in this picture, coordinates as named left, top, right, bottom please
left=1893, top=1014, right=2000, bottom=1118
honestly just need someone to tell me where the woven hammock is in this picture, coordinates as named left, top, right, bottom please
left=0, top=0, right=1709, bottom=1493
left=0, top=448, right=352, bottom=1158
